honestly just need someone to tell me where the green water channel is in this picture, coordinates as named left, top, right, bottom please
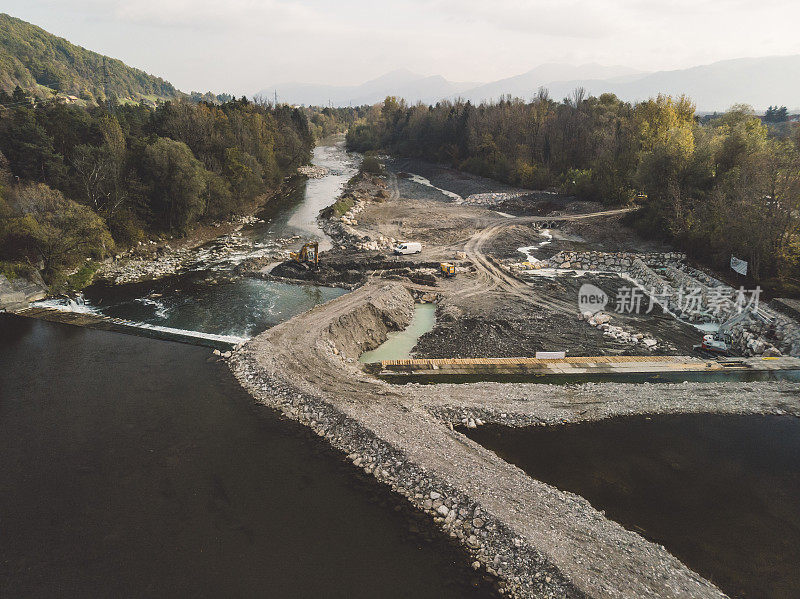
left=360, top=303, right=436, bottom=363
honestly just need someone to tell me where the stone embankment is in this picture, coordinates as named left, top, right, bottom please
left=543, top=250, right=686, bottom=271
left=532, top=250, right=800, bottom=357
left=728, top=309, right=800, bottom=357
left=229, top=280, right=747, bottom=599
left=0, top=273, right=47, bottom=311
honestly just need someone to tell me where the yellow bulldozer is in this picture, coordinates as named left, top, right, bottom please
left=290, top=241, right=319, bottom=268
left=439, top=262, right=456, bottom=278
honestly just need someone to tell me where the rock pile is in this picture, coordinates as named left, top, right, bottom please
left=728, top=311, right=800, bottom=357
left=323, top=199, right=398, bottom=252
left=459, top=191, right=529, bottom=206
left=581, top=311, right=661, bottom=349
left=543, top=251, right=685, bottom=272
left=298, top=165, right=329, bottom=178
left=98, top=246, right=195, bottom=284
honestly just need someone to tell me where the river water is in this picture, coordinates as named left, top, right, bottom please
left=46, top=138, right=357, bottom=340
left=463, top=415, right=800, bottom=599
left=0, top=315, right=496, bottom=597
left=0, top=139, right=499, bottom=596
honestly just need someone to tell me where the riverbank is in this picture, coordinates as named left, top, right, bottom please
left=94, top=181, right=301, bottom=286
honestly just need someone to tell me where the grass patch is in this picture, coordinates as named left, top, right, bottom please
left=66, top=261, right=101, bottom=290
left=330, top=197, right=355, bottom=217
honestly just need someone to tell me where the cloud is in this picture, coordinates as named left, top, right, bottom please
left=421, top=0, right=623, bottom=38
left=44, top=0, right=332, bottom=33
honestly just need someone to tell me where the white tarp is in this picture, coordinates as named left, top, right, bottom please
left=730, top=255, right=748, bottom=276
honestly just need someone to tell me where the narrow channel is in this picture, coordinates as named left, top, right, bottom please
left=462, top=415, right=800, bottom=599
left=360, top=303, right=436, bottom=363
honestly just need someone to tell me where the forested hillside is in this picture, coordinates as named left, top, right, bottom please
left=0, top=89, right=315, bottom=284
left=348, top=94, right=800, bottom=292
left=0, top=13, right=177, bottom=102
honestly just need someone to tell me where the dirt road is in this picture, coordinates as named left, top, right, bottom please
left=455, top=208, right=635, bottom=312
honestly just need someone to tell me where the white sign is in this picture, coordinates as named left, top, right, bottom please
left=536, top=351, right=566, bottom=360
left=730, top=256, right=748, bottom=276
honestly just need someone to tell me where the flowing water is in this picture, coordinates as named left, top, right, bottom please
left=43, top=137, right=357, bottom=340
left=463, top=415, right=800, bottom=599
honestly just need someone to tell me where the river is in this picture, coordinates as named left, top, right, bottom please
left=0, top=138, right=498, bottom=597
left=0, top=315, right=496, bottom=598
left=45, top=138, right=357, bottom=340
left=463, top=415, right=800, bottom=599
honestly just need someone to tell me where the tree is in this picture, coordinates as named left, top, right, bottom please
left=141, top=137, right=207, bottom=231
left=2, top=183, right=112, bottom=281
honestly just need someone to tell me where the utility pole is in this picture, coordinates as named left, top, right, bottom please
left=274, top=89, right=278, bottom=107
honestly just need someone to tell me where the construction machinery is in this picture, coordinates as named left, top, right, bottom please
left=439, top=262, right=456, bottom=278
left=290, top=241, right=319, bottom=268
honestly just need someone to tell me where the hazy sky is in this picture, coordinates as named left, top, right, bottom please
left=6, top=0, right=800, bottom=95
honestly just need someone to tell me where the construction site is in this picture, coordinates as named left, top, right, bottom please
left=7, top=145, right=799, bottom=598
left=230, top=158, right=800, bottom=598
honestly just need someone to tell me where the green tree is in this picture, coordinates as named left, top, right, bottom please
left=1, top=182, right=112, bottom=281
left=142, top=137, right=207, bottom=231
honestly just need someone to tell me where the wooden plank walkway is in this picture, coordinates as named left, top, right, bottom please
left=382, top=355, right=690, bottom=367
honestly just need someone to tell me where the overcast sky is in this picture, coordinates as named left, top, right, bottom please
left=6, top=0, right=800, bottom=96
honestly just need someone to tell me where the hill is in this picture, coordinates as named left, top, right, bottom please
left=461, top=63, right=643, bottom=103
left=0, top=13, right=178, bottom=102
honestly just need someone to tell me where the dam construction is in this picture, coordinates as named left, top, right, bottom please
left=230, top=279, right=799, bottom=599
left=226, top=158, right=800, bottom=599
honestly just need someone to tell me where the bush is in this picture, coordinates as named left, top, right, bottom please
left=559, top=168, right=596, bottom=200
left=360, top=155, right=384, bottom=175
left=66, top=261, right=101, bottom=290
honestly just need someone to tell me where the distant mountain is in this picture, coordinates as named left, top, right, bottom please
left=0, top=13, right=178, bottom=102
left=266, top=56, right=800, bottom=112
left=589, top=55, right=800, bottom=112
left=257, top=69, right=479, bottom=106
left=461, top=63, right=644, bottom=103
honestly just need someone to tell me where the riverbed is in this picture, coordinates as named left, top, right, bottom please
left=44, top=137, right=357, bottom=340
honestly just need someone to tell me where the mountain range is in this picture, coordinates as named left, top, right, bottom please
left=2, top=12, right=797, bottom=112
left=261, top=57, right=800, bottom=112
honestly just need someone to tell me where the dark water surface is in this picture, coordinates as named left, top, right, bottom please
left=463, top=415, right=800, bottom=599
left=0, top=315, right=496, bottom=598
left=381, top=370, right=800, bottom=385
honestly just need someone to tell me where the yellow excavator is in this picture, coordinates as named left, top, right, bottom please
left=290, top=241, right=319, bottom=268
left=439, top=262, right=456, bottom=278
